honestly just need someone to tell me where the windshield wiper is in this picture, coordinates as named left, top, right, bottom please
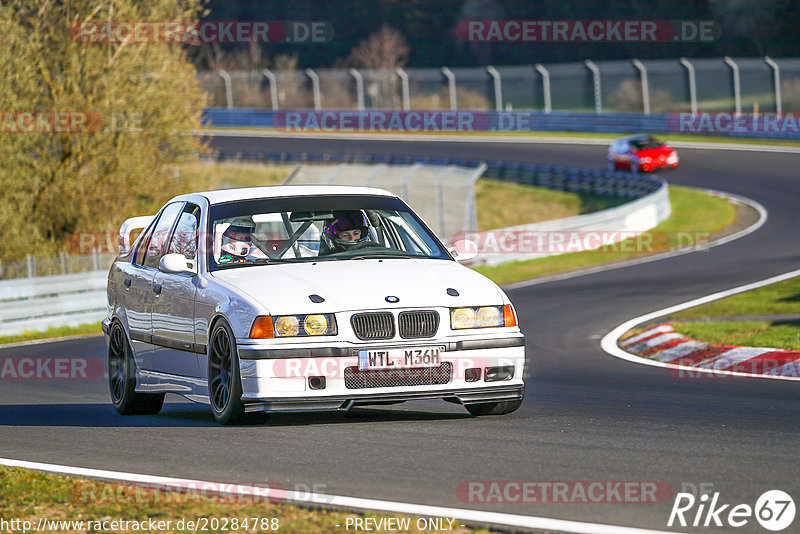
left=348, top=253, right=418, bottom=260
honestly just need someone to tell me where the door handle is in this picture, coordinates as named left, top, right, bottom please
left=124, top=278, right=131, bottom=289
left=153, top=284, right=162, bottom=295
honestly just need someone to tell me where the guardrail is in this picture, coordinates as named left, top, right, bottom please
left=203, top=108, right=800, bottom=140
left=0, top=270, right=107, bottom=337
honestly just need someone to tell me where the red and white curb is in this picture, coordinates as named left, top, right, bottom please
left=622, top=324, right=800, bottom=378
left=601, top=268, right=800, bottom=382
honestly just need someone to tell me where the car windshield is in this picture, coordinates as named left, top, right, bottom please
left=630, top=137, right=664, bottom=150
left=207, top=194, right=450, bottom=270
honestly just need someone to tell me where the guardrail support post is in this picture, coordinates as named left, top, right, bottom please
left=262, top=68, right=279, bottom=110
left=765, top=56, right=782, bottom=116
left=305, top=68, right=322, bottom=110
left=535, top=64, right=551, bottom=113
left=487, top=65, right=503, bottom=112
left=396, top=68, right=410, bottom=111
left=216, top=69, right=233, bottom=109
left=349, top=68, right=365, bottom=110
left=632, top=59, right=650, bottom=115
left=723, top=56, right=742, bottom=115
left=441, top=67, right=457, bottom=110
left=680, top=57, right=698, bottom=115
left=585, top=60, right=602, bottom=113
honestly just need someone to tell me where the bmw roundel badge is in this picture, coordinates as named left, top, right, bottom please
left=385, top=296, right=400, bottom=303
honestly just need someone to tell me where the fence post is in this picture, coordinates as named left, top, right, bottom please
left=305, top=68, right=321, bottom=110
left=441, top=67, right=457, bottom=110
left=396, top=68, right=410, bottom=111
left=262, top=68, right=279, bottom=110
left=764, top=56, right=782, bottom=116
left=632, top=59, right=650, bottom=115
left=535, top=64, right=551, bottom=113
left=487, top=65, right=503, bottom=112
left=349, top=68, right=365, bottom=110
left=680, top=57, right=698, bottom=115
left=0, top=260, right=3, bottom=280
left=61, top=251, right=68, bottom=274
left=27, top=255, right=35, bottom=278
left=584, top=60, right=602, bottom=113
left=216, top=69, right=233, bottom=109
left=723, top=56, right=741, bottom=115
left=93, top=247, right=100, bottom=271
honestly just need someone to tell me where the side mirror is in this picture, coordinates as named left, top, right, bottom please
left=449, top=239, right=479, bottom=262
left=159, top=254, right=197, bottom=276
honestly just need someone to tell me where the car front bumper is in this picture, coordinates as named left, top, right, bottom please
left=236, top=334, right=526, bottom=412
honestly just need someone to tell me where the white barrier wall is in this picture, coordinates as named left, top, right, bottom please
left=460, top=182, right=671, bottom=266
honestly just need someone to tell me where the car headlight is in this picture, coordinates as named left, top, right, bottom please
left=451, top=305, right=517, bottom=329
left=250, top=314, right=337, bottom=338
left=642, top=157, right=652, bottom=163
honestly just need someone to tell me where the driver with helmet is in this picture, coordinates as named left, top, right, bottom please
left=320, top=211, right=372, bottom=254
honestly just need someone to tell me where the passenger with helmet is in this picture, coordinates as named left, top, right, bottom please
left=319, top=211, right=374, bottom=255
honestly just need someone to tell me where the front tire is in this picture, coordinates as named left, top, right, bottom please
left=464, top=399, right=523, bottom=416
left=208, top=319, right=261, bottom=425
left=108, top=321, right=164, bottom=415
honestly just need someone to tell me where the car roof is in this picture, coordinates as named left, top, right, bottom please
left=620, top=134, right=657, bottom=142
left=168, top=185, right=397, bottom=206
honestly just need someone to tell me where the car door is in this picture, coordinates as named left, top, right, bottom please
left=139, top=201, right=186, bottom=375
left=123, top=219, right=159, bottom=370
left=151, top=203, right=203, bottom=377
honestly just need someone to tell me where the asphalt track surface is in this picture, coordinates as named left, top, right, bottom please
left=2, top=134, right=799, bottom=533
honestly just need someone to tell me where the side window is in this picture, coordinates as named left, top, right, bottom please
left=168, top=203, right=201, bottom=262
left=144, top=202, right=185, bottom=269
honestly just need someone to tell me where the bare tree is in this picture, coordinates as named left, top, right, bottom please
left=347, top=26, right=410, bottom=108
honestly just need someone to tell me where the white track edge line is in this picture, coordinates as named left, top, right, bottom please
left=200, top=129, right=800, bottom=153
left=0, top=458, right=687, bottom=534
left=504, top=189, right=767, bottom=290
left=600, top=268, right=800, bottom=381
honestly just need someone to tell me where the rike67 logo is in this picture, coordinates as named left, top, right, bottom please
left=669, top=489, right=795, bottom=531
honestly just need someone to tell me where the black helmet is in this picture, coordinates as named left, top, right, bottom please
left=321, top=211, right=369, bottom=252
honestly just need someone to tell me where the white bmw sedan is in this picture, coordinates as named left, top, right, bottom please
left=103, top=186, right=526, bottom=424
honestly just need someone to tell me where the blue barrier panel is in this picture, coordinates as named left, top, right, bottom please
left=203, top=108, right=800, bottom=140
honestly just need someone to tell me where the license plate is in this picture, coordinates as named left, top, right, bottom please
left=358, top=347, right=442, bottom=370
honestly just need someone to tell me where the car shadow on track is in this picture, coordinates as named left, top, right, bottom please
left=0, top=403, right=472, bottom=427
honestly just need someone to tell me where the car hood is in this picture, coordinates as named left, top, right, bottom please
left=209, top=259, right=505, bottom=315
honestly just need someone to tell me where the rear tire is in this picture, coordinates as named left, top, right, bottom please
left=108, top=321, right=165, bottom=415
left=464, top=399, right=523, bottom=416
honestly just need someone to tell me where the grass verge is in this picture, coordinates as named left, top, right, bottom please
left=475, top=186, right=737, bottom=285
left=666, top=274, right=800, bottom=350
left=0, top=466, right=494, bottom=534
left=0, top=322, right=102, bottom=345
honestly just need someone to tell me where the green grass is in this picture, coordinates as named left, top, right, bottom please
left=671, top=321, right=800, bottom=350
left=670, top=276, right=800, bottom=319
left=0, top=466, right=496, bottom=534
left=666, top=274, right=800, bottom=350
left=474, top=179, right=626, bottom=231
left=0, top=322, right=102, bottom=345
left=175, top=161, right=291, bottom=189
left=475, top=185, right=736, bottom=285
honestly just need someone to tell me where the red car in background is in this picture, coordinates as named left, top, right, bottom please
left=608, top=135, right=679, bottom=173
